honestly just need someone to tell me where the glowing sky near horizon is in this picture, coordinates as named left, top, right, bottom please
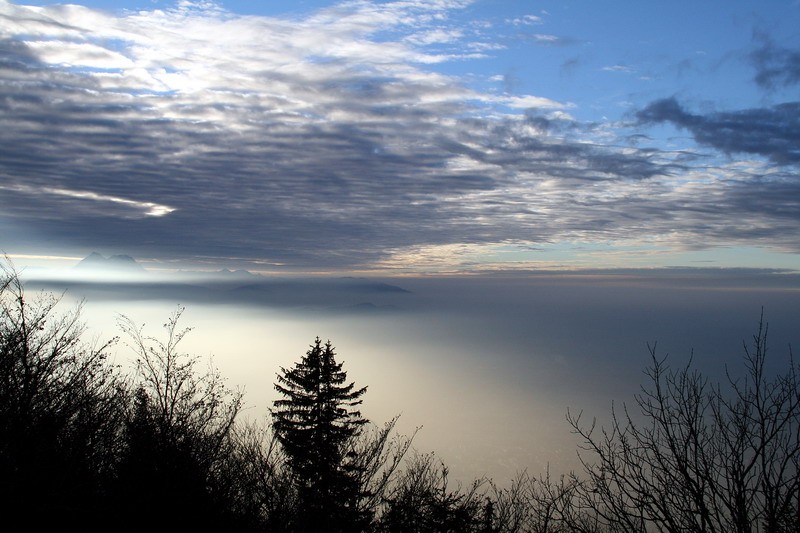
left=1, top=0, right=799, bottom=273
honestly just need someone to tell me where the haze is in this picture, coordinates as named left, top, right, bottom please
left=21, top=263, right=800, bottom=482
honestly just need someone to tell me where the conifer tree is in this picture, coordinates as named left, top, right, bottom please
left=271, top=337, right=368, bottom=532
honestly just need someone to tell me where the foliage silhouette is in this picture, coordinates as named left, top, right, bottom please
left=378, top=452, right=488, bottom=533
left=114, top=308, right=246, bottom=530
left=0, top=262, right=123, bottom=529
left=565, top=313, right=800, bottom=532
left=222, top=420, right=297, bottom=531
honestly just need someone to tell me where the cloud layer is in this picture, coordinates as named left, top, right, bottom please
left=1, top=0, right=798, bottom=270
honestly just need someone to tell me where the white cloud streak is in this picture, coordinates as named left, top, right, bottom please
left=1, top=184, right=176, bottom=217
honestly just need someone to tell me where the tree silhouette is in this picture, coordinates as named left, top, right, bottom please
left=272, top=337, right=368, bottom=532
left=0, top=262, right=122, bottom=530
left=115, top=308, right=244, bottom=530
left=566, top=314, right=800, bottom=532
left=378, top=453, right=488, bottom=533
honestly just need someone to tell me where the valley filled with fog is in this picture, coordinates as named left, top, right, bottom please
left=26, top=264, right=800, bottom=483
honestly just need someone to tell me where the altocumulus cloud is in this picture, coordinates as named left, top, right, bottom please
left=1, top=0, right=799, bottom=269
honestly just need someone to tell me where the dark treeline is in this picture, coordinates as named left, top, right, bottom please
left=1, top=264, right=799, bottom=532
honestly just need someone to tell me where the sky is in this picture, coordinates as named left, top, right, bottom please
left=1, top=0, right=799, bottom=273
left=2, top=0, right=800, bottom=484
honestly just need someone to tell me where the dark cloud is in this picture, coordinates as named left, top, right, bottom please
left=750, top=33, right=800, bottom=90
left=560, top=56, right=581, bottom=77
left=637, top=97, right=800, bottom=165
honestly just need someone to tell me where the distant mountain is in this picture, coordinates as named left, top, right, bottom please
left=75, top=252, right=146, bottom=272
left=337, top=277, right=411, bottom=294
left=207, top=268, right=262, bottom=279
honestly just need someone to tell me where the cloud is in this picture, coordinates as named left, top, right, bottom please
left=527, top=33, right=580, bottom=47
left=636, top=97, right=800, bottom=165
left=507, top=15, right=541, bottom=26
left=750, top=32, right=800, bottom=90
left=495, top=94, right=571, bottom=110
left=1, top=1, right=799, bottom=270
left=404, top=28, right=463, bottom=45
left=23, top=40, right=135, bottom=69
left=602, top=64, right=634, bottom=73
left=0, top=184, right=176, bottom=217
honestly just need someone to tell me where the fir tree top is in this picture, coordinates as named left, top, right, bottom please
left=271, top=337, right=368, bottom=476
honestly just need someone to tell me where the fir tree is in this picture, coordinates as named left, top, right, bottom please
left=272, top=337, right=368, bottom=532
